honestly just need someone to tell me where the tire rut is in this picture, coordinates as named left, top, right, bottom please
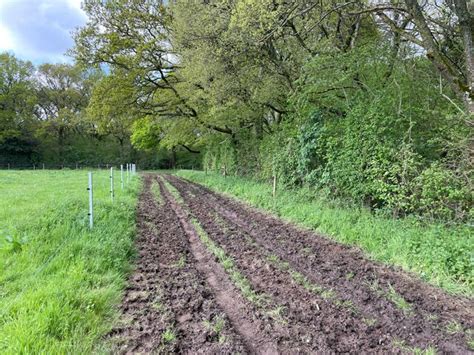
left=110, top=175, right=247, bottom=354
left=164, top=174, right=474, bottom=354
left=158, top=177, right=285, bottom=354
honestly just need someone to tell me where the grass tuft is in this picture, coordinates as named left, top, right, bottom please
left=445, top=320, right=463, bottom=335
left=174, top=254, right=186, bottom=269
left=392, top=338, right=437, bottom=354
left=387, top=284, right=413, bottom=315
left=150, top=179, right=163, bottom=205
left=203, top=314, right=226, bottom=343
left=162, top=327, right=176, bottom=344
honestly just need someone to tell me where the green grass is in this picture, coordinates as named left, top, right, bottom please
left=174, top=253, right=186, bottom=268
left=445, top=320, right=463, bottom=335
left=266, top=252, right=360, bottom=314
left=391, top=338, right=437, bottom=354
left=162, top=178, right=184, bottom=204
left=0, top=169, right=140, bottom=353
left=467, top=329, right=474, bottom=350
left=203, top=314, right=226, bottom=343
left=161, top=327, right=176, bottom=344
left=176, top=170, right=473, bottom=296
left=265, top=253, right=335, bottom=300
left=387, top=284, right=413, bottom=315
left=190, top=218, right=267, bottom=306
left=150, top=178, right=163, bottom=205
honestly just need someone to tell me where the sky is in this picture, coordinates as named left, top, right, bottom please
left=0, top=0, right=87, bottom=64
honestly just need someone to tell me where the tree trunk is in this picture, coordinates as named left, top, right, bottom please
left=58, top=125, right=65, bottom=163
left=405, top=0, right=474, bottom=119
left=117, top=136, right=125, bottom=161
left=170, top=148, right=177, bottom=169
left=452, top=0, right=474, bottom=118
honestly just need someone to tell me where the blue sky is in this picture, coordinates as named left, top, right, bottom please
left=0, top=0, right=87, bottom=64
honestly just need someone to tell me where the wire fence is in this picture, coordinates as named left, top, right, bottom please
left=0, top=162, right=131, bottom=170
left=0, top=163, right=139, bottom=317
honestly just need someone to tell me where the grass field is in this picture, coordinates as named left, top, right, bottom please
left=177, top=170, right=473, bottom=296
left=0, top=169, right=140, bottom=353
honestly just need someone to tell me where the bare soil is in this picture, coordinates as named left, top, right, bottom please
left=111, top=173, right=473, bottom=354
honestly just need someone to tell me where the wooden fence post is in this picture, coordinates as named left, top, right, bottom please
left=272, top=175, right=277, bottom=199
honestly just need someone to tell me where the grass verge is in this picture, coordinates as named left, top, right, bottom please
left=176, top=170, right=473, bottom=296
left=0, top=170, right=140, bottom=353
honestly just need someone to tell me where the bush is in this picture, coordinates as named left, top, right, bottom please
left=414, top=164, right=472, bottom=221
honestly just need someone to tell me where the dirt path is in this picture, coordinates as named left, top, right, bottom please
left=112, top=173, right=473, bottom=354
left=109, top=176, right=247, bottom=353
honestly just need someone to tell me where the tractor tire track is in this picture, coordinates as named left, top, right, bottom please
left=110, top=175, right=247, bottom=354
left=169, top=184, right=394, bottom=352
left=157, top=176, right=293, bottom=354
left=164, top=174, right=474, bottom=353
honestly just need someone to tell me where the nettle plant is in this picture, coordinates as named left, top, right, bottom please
left=2, top=231, right=28, bottom=253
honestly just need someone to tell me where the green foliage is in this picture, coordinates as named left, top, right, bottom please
left=86, top=71, right=135, bottom=150
left=3, top=0, right=471, bottom=221
left=131, top=117, right=163, bottom=151
left=0, top=51, right=189, bottom=168
left=0, top=53, right=38, bottom=164
left=414, top=164, right=472, bottom=221
left=69, top=0, right=471, bottom=223
left=202, top=138, right=237, bottom=175
left=258, top=123, right=300, bottom=185
left=221, top=41, right=471, bottom=221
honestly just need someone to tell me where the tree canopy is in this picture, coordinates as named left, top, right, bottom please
left=1, top=0, right=472, bottom=220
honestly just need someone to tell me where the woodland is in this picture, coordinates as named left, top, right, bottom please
left=1, top=0, right=473, bottom=221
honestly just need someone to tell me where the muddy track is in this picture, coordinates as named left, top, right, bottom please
left=167, top=185, right=392, bottom=352
left=111, top=173, right=473, bottom=353
left=162, top=174, right=474, bottom=353
left=109, top=175, right=247, bottom=353
left=157, top=176, right=289, bottom=353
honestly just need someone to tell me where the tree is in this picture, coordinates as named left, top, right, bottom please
left=86, top=70, right=137, bottom=159
left=0, top=53, right=37, bottom=163
left=73, top=0, right=241, bottom=148
left=35, top=63, right=101, bottom=159
left=353, top=0, right=473, bottom=122
left=71, top=0, right=471, bottom=220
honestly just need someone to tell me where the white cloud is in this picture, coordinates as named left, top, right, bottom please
left=0, top=0, right=87, bottom=64
left=66, top=0, right=86, bottom=15
left=0, top=22, right=15, bottom=51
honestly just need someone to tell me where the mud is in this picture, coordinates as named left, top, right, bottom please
left=163, top=174, right=474, bottom=354
left=109, top=175, right=246, bottom=353
left=112, top=173, right=473, bottom=354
